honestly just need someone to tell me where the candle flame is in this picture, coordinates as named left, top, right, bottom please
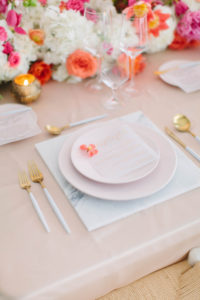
left=24, top=79, right=29, bottom=86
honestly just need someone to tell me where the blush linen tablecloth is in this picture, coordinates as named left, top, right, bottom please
left=0, top=49, right=200, bottom=300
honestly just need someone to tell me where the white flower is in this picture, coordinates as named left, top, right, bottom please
left=147, top=6, right=176, bottom=53
left=88, top=0, right=116, bottom=13
left=52, top=64, right=69, bottom=81
left=41, top=8, right=99, bottom=65
left=182, top=0, right=200, bottom=11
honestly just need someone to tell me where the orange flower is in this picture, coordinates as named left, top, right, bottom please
left=133, top=2, right=149, bottom=18
left=169, top=30, right=200, bottom=50
left=29, top=29, right=45, bottom=46
left=80, top=144, right=98, bottom=157
left=66, top=50, right=98, bottom=79
left=118, top=51, right=146, bottom=79
left=148, top=10, right=170, bottom=37
left=28, top=61, right=52, bottom=85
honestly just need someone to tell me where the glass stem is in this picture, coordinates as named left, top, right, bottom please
left=111, top=88, right=118, bottom=103
left=129, top=55, right=135, bottom=87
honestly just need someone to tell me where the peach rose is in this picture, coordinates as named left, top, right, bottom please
left=66, top=49, right=98, bottom=79
left=29, top=29, right=45, bottom=46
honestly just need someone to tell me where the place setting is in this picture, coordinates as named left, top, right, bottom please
left=36, top=111, right=200, bottom=231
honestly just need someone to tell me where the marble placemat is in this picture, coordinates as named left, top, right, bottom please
left=35, top=111, right=200, bottom=231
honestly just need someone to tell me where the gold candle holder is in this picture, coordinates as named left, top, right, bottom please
left=11, top=74, right=41, bottom=104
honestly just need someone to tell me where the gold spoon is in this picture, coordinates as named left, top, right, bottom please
left=45, top=114, right=107, bottom=135
left=173, top=114, right=200, bottom=143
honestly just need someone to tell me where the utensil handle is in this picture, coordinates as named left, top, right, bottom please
left=186, top=146, right=200, bottom=162
left=195, top=136, right=200, bottom=144
left=29, top=192, right=50, bottom=233
left=43, top=188, right=71, bottom=234
left=70, top=114, right=107, bottom=128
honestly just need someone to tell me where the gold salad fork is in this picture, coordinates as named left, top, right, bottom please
left=28, top=161, right=71, bottom=234
left=18, top=171, right=50, bottom=232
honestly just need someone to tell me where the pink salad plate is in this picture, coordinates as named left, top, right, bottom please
left=58, top=122, right=177, bottom=201
left=70, top=121, right=160, bottom=184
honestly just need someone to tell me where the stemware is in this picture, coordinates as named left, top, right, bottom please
left=122, top=10, right=148, bottom=94
left=100, top=13, right=129, bottom=109
left=84, top=6, right=107, bottom=90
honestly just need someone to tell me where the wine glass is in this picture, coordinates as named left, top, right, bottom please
left=100, top=13, right=129, bottom=109
left=121, top=11, right=148, bottom=94
left=84, top=5, right=107, bottom=90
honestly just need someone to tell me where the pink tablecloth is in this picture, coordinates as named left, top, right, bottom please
left=0, top=49, right=200, bottom=300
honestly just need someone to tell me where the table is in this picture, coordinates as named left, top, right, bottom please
left=0, top=49, right=200, bottom=300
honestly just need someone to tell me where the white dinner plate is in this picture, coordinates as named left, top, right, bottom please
left=71, top=120, right=160, bottom=184
left=58, top=122, right=177, bottom=201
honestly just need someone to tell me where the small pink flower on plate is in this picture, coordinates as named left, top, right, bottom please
left=80, top=144, right=98, bottom=157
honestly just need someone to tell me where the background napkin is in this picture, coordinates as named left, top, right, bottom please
left=35, top=111, right=200, bottom=231
left=160, top=60, right=200, bottom=93
left=0, top=104, right=41, bottom=146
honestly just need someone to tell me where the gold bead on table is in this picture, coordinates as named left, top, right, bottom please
left=11, top=74, right=41, bottom=104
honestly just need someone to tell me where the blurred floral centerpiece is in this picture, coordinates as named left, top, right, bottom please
left=0, top=0, right=200, bottom=84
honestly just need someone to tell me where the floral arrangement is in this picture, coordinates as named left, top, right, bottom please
left=0, top=0, right=199, bottom=84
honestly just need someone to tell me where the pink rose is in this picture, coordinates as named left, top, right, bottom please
left=0, top=26, right=7, bottom=41
left=8, top=51, right=20, bottom=67
left=2, top=41, right=13, bottom=54
left=175, top=0, right=189, bottom=17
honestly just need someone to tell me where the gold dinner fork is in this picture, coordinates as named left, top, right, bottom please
left=28, top=161, right=71, bottom=234
left=18, top=171, right=50, bottom=232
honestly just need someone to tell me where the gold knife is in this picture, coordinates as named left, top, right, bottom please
left=165, top=127, right=200, bottom=162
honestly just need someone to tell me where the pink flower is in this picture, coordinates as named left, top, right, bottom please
left=177, top=10, right=200, bottom=41
left=66, top=0, right=88, bottom=14
left=8, top=51, right=20, bottom=67
left=38, top=0, right=47, bottom=5
left=175, top=0, right=189, bottom=17
left=6, top=10, right=26, bottom=35
left=0, top=0, right=8, bottom=14
left=2, top=41, right=13, bottom=54
left=0, top=26, right=7, bottom=41
left=102, top=42, right=113, bottom=55
left=85, top=8, right=98, bottom=23
left=80, top=144, right=98, bottom=157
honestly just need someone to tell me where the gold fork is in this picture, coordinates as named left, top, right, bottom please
left=28, top=161, right=71, bottom=234
left=18, top=171, right=50, bottom=232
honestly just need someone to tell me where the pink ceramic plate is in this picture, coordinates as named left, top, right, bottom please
left=58, top=123, right=177, bottom=201
left=71, top=121, right=160, bottom=184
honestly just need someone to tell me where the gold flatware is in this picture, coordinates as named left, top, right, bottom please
left=154, top=61, right=200, bottom=76
left=18, top=171, right=50, bottom=232
left=173, top=114, right=200, bottom=143
left=165, top=127, right=200, bottom=162
left=45, top=114, right=107, bottom=135
left=28, top=161, right=71, bottom=234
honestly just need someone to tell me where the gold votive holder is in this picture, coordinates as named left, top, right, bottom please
left=11, top=74, right=41, bottom=104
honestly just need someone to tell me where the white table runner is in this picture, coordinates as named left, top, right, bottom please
left=35, top=111, right=200, bottom=231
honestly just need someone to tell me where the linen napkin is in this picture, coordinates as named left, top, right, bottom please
left=0, top=103, right=41, bottom=146
left=160, top=60, right=200, bottom=93
left=35, top=111, right=200, bottom=231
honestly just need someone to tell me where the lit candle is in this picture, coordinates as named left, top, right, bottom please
left=14, top=74, right=35, bottom=86
left=12, top=74, right=41, bottom=104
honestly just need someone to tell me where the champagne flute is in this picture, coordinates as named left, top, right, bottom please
left=122, top=11, right=148, bottom=94
left=84, top=5, right=107, bottom=90
left=100, top=13, right=129, bottom=109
